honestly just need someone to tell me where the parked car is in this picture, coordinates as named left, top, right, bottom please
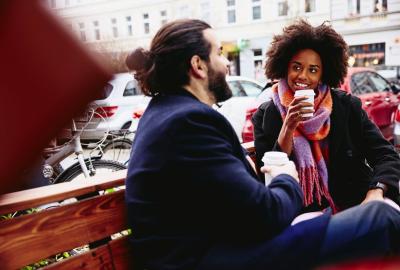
left=125, top=75, right=265, bottom=142
left=241, top=68, right=400, bottom=143
left=394, top=104, right=400, bottom=152
left=341, top=67, right=400, bottom=141
left=75, top=73, right=150, bottom=142
left=216, top=76, right=265, bottom=141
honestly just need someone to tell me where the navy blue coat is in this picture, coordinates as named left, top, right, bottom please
left=126, top=90, right=330, bottom=270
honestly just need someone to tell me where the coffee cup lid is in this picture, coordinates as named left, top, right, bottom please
left=294, top=89, right=315, bottom=96
left=262, top=151, right=289, bottom=165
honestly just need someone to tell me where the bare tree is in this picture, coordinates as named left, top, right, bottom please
left=90, top=41, right=130, bottom=73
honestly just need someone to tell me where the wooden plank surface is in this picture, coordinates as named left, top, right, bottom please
left=43, top=243, right=113, bottom=270
left=0, top=190, right=128, bottom=270
left=109, top=236, right=134, bottom=269
left=0, top=169, right=127, bottom=215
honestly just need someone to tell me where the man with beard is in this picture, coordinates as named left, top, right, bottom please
left=125, top=19, right=400, bottom=270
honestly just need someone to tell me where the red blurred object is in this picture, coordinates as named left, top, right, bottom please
left=94, top=106, right=119, bottom=118
left=395, top=105, right=400, bottom=122
left=318, top=256, right=400, bottom=270
left=242, top=107, right=258, bottom=142
left=394, top=104, right=400, bottom=150
left=241, top=68, right=400, bottom=143
left=0, top=0, right=111, bottom=193
left=133, top=108, right=145, bottom=119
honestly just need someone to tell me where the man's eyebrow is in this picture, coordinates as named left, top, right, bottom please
left=219, top=46, right=223, bottom=51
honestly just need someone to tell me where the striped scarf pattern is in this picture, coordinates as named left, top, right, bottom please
left=272, top=79, right=336, bottom=211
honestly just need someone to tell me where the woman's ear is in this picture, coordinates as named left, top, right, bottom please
left=189, top=55, right=207, bottom=79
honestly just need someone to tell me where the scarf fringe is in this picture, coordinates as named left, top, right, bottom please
left=299, top=167, right=337, bottom=213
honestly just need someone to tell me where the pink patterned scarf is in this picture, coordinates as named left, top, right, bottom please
left=272, top=79, right=336, bottom=211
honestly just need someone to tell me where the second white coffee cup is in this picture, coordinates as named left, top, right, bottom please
left=262, top=151, right=290, bottom=186
left=294, top=89, right=315, bottom=118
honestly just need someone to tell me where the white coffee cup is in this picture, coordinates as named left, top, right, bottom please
left=262, top=151, right=290, bottom=186
left=294, top=89, right=315, bottom=118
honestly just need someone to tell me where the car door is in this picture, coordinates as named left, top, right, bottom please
left=350, top=71, right=396, bottom=139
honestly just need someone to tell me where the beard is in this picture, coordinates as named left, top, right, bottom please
left=207, top=65, right=232, bottom=103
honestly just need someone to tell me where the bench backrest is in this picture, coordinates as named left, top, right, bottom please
left=0, top=141, right=256, bottom=269
left=0, top=170, right=132, bottom=270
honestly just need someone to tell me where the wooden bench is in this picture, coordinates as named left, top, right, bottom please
left=0, top=170, right=132, bottom=269
left=1, top=140, right=400, bottom=269
left=0, top=142, right=258, bottom=269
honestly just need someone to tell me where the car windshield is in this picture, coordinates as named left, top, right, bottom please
left=350, top=71, right=388, bottom=95
left=369, top=72, right=391, bottom=92
left=228, top=81, right=246, bottom=97
left=240, top=81, right=263, bottom=97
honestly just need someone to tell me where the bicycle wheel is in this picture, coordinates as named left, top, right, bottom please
left=102, top=138, right=132, bottom=164
left=54, top=159, right=126, bottom=183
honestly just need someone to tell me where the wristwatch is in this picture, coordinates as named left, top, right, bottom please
left=370, top=182, right=388, bottom=194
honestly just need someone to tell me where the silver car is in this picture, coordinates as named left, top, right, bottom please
left=76, top=73, right=150, bottom=142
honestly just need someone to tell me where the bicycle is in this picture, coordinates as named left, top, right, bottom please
left=42, top=110, right=127, bottom=184
left=96, top=129, right=133, bottom=166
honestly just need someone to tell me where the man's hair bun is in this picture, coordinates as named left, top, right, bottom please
left=125, top=48, right=152, bottom=72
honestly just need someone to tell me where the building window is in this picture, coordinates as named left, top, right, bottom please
left=160, top=10, right=168, bottom=25
left=126, top=16, right=133, bottom=36
left=144, top=22, right=150, bottom=34
left=374, top=0, right=387, bottom=13
left=143, top=13, right=150, bottom=34
left=227, top=0, right=236, bottom=24
left=348, top=0, right=360, bottom=15
left=78, top=22, right=86, bottom=42
left=93, top=20, right=100, bottom=40
left=65, top=0, right=70, bottom=6
left=305, top=0, right=315, bottom=13
left=253, top=49, right=264, bottom=81
left=252, top=6, right=261, bottom=20
left=349, top=43, right=385, bottom=67
left=278, top=1, right=289, bottom=16
left=228, top=10, right=236, bottom=23
left=50, top=0, right=56, bottom=8
left=227, top=0, right=235, bottom=6
left=111, top=18, right=118, bottom=38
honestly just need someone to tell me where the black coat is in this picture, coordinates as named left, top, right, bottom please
left=126, top=90, right=331, bottom=270
left=252, top=89, right=400, bottom=210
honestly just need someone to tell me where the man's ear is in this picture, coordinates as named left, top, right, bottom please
left=189, top=55, right=207, bottom=79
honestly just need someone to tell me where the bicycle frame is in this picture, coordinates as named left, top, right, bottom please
left=43, top=120, right=94, bottom=181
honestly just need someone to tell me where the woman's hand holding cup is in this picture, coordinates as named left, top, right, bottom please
left=284, top=96, right=314, bottom=131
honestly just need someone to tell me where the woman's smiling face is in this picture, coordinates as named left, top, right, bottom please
left=287, top=49, right=322, bottom=92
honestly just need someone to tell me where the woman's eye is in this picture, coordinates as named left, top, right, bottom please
left=293, top=66, right=301, bottom=71
left=310, top=68, right=318, bottom=73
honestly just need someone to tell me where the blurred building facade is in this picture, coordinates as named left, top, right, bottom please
left=48, top=0, right=400, bottom=81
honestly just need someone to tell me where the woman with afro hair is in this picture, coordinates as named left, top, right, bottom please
left=252, top=19, right=400, bottom=214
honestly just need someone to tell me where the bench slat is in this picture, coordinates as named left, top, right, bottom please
left=109, top=236, right=135, bottom=269
left=0, top=169, right=127, bottom=215
left=0, top=190, right=128, bottom=270
left=41, top=236, right=133, bottom=270
left=43, top=242, right=113, bottom=270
